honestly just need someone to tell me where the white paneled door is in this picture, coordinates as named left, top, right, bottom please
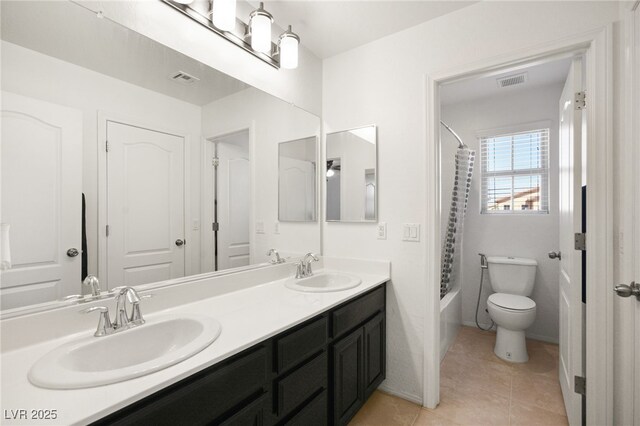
left=216, top=138, right=250, bottom=270
left=279, top=156, right=315, bottom=221
left=0, top=92, right=82, bottom=309
left=557, top=57, right=584, bottom=425
left=106, top=121, right=185, bottom=289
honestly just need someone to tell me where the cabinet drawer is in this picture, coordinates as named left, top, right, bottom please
left=219, top=392, right=268, bottom=426
left=276, top=351, right=328, bottom=416
left=99, top=347, right=268, bottom=426
left=332, top=286, right=385, bottom=338
left=276, top=316, right=328, bottom=373
left=284, top=390, right=327, bottom=426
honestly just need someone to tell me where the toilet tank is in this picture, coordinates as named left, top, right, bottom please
left=487, top=256, right=537, bottom=296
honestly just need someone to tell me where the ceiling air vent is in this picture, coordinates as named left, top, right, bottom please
left=170, top=71, right=200, bottom=84
left=496, top=72, right=528, bottom=88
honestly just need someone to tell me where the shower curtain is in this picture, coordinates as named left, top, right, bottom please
left=440, top=147, right=475, bottom=299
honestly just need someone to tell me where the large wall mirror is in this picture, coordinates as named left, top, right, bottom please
left=326, top=125, right=377, bottom=222
left=0, top=1, right=321, bottom=312
left=279, top=137, right=318, bottom=222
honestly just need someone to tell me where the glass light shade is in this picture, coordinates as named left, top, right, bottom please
left=251, top=13, right=272, bottom=53
left=280, top=35, right=298, bottom=69
left=211, top=0, right=236, bottom=32
left=174, top=0, right=194, bottom=4
left=326, top=168, right=335, bottom=178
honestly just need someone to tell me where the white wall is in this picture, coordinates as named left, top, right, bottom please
left=201, top=88, right=322, bottom=262
left=82, top=0, right=323, bottom=116
left=441, top=83, right=564, bottom=343
left=1, top=41, right=203, bottom=282
left=322, top=1, right=620, bottom=403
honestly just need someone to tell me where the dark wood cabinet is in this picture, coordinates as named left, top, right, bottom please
left=93, top=283, right=386, bottom=426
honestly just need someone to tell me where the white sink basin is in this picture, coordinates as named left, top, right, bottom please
left=28, top=314, right=221, bottom=389
left=285, top=272, right=361, bottom=293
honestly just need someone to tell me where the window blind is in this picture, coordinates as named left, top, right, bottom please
left=480, top=128, right=550, bottom=214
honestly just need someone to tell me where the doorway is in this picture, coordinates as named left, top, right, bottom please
left=424, top=27, right=613, bottom=425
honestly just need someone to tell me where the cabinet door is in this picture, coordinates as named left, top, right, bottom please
left=364, top=313, right=385, bottom=398
left=332, top=327, right=364, bottom=425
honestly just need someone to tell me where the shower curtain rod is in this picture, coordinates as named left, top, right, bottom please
left=440, top=121, right=466, bottom=149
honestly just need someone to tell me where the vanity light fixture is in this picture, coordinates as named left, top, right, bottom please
left=211, top=0, right=236, bottom=31
left=162, top=0, right=299, bottom=70
left=277, top=26, right=300, bottom=70
left=248, top=2, right=273, bottom=54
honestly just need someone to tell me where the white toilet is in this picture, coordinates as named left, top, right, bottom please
left=486, top=256, right=537, bottom=363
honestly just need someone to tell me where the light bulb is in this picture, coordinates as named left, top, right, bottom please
left=211, top=0, right=236, bottom=31
left=250, top=3, right=273, bottom=54
left=326, top=169, right=335, bottom=178
left=279, top=26, right=299, bottom=69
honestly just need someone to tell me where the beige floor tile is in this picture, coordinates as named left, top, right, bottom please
left=512, top=341, right=559, bottom=380
left=349, top=391, right=421, bottom=426
left=510, top=401, right=569, bottom=426
left=413, top=408, right=461, bottom=426
left=425, top=384, right=510, bottom=425
left=511, top=370, right=567, bottom=416
left=440, top=350, right=513, bottom=398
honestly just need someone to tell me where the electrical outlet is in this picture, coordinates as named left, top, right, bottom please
left=256, top=221, right=265, bottom=234
left=402, top=223, right=420, bottom=242
left=377, top=222, right=387, bottom=240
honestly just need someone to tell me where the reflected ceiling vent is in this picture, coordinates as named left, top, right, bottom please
left=496, top=72, right=528, bottom=88
left=170, top=71, right=200, bottom=84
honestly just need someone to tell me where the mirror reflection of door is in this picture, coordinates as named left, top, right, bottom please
left=326, top=159, right=342, bottom=221
left=0, top=92, right=83, bottom=309
left=106, top=121, right=186, bottom=289
left=278, top=136, right=317, bottom=222
left=209, top=130, right=250, bottom=271
left=364, top=169, right=376, bottom=221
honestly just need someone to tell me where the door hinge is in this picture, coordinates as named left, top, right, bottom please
left=212, top=157, right=219, bottom=167
left=574, top=375, right=586, bottom=395
left=575, top=91, right=586, bottom=110
left=106, top=225, right=110, bottom=237
left=574, top=232, right=586, bottom=251
left=212, top=222, right=219, bottom=231
left=105, top=140, right=110, bottom=152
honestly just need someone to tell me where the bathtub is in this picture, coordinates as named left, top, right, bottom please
left=440, top=287, right=461, bottom=361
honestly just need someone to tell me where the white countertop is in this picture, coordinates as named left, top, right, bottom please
left=0, top=257, right=389, bottom=425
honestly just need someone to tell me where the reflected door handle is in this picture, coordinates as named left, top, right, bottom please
left=67, top=248, right=79, bottom=257
left=548, top=251, right=561, bottom=260
left=614, top=282, right=640, bottom=301
left=175, top=239, right=185, bottom=247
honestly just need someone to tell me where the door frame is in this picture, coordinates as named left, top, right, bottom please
left=200, top=122, right=256, bottom=274
left=97, top=111, right=192, bottom=289
left=423, top=25, right=614, bottom=424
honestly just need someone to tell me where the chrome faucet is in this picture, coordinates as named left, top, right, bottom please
left=267, top=248, right=285, bottom=264
left=81, top=286, right=148, bottom=337
left=83, top=275, right=101, bottom=296
left=296, top=253, right=319, bottom=279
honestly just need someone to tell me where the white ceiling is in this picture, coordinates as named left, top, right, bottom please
left=440, top=58, right=572, bottom=106
left=262, top=1, right=478, bottom=59
left=1, top=1, right=249, bottom=106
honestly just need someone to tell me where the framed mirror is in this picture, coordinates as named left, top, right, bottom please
left=278, top=137, right=318, bottom=222
left=325, top=125, right=377, bottom=222
left=0, top=1, right=321, bottom=314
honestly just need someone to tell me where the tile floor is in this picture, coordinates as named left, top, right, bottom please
left=350, top=326, right=568, bottom=426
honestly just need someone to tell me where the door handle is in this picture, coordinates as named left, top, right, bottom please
left=67, top=248, right=79, bottom=257
left=175, top=239, right=185, bottom=247
left=614, top=281, right=640, bottom=301
left=548, top=251, right=561, bottom=260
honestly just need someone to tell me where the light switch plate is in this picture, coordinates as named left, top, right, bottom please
left=274, top=222, right=280, bottom=234
left=192, top=219, right=200, bottom=231
left=377, top=222, right=387, bottom=240
left=256, top=221, right=265, bottom=234
left=402, top=223, right=420, bottom=242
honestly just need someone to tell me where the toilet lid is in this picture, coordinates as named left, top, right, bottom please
left=488, top=293, right=536, bottom=311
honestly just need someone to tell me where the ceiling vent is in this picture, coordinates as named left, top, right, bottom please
left=170, top=71, right=200, bottom=84
left=496, top=72, right=528, bottom=88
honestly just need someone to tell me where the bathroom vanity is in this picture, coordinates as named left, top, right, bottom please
left=0, top=258, right=389, bottom=426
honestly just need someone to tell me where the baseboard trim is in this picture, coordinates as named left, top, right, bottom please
left=460, top=321, right=558, bottom=344
left=377, top=383, right=423, bottom=406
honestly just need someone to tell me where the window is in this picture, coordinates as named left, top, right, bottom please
left=480, top=127, right=549, bottom=214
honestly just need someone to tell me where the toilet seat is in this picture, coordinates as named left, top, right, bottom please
left=488, top=293, right=536, bottom=312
